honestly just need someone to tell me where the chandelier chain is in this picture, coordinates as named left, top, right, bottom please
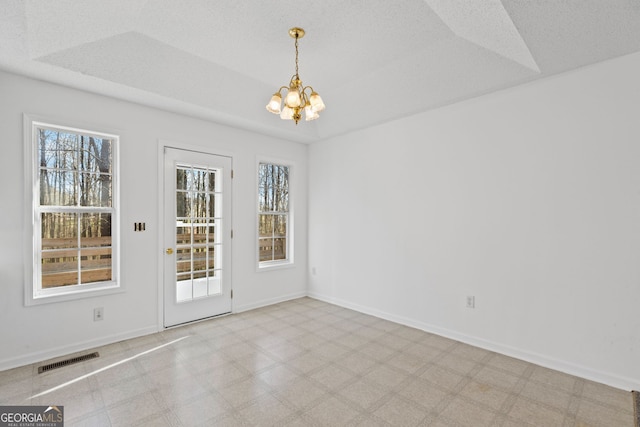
left=294, top=36, right=299, bottom=79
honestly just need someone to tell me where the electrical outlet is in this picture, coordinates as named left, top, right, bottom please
left=94, top=307, right=104, bottom=321
left=466, top=296, right=475, bottom=309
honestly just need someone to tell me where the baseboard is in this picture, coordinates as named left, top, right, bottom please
left=308, top=292, right=640, bottom=392
left=0, top=325, right=158, bottom=372
left=233, top=291, right=307, bottom=313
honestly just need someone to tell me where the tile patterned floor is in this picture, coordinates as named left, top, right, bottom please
left=0, top=297, right=634, bottom=426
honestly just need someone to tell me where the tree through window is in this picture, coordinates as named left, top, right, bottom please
left=258, top=163, right=290, bottom=265
left=32, top=122, right=118, bottom=300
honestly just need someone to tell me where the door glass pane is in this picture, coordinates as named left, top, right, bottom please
left=208, top=193, right=217, bottom=218
left=193, top=223, right=207, bottom=245
left=193, top=246, right=207, bottom=273
left=174, top=166, right=223, bottom=302
left=176, top=223, right=191, bottom=244
left=207, top=245, right=216, bottom=269
left=176, top=247, right=191, bottom=274
left=176, top=167, right=189, bottom=190
left=208, top=270, right=221, bottom=295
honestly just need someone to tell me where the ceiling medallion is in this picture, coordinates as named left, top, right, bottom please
left=265, top=27, right=325, bottom=124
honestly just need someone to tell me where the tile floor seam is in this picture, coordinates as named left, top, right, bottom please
left=492, top=363, right=535, bottom=419
left=561, top=377, right=585, bottom=427
left=509, top=393, right=569, bottom=426
left=576, top=391, right=636, bottom=415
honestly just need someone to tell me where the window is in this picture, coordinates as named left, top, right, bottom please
left=258, top=162, right=291, bottom=267
left=28, top=120, right=119, bottom=303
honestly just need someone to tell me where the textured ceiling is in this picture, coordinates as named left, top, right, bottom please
left=1, top=0, right=640, bottom=143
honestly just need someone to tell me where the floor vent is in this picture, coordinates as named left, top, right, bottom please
left=38, top=352, right=99, bottom=374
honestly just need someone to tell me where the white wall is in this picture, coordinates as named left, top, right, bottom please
left=0, top=70, right=307, bottom=370
left=308, top=52, right=640, bottom=391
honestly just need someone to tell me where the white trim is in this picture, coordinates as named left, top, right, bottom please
left=307, top=292, right=640, bottom=392
left=256, top=156, right=295, bottom=271
left=23, top=114, right=122, bottom=306
left=0, top=325, right=158, bottom=372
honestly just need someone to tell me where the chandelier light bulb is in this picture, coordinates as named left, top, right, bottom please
left=266, top=93, right=282, bottom=114
left=304, top=103, right=319, bottom=121
left=285, top=88, right=301, bottom=108
left=309, top=92, right=325, bottom=112
left=280, top=105, right=294, bottom=120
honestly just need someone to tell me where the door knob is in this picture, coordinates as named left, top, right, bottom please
left=166, top=248, right=174, bottom=255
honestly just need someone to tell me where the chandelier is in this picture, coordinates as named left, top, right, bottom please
left=266, top=27, right=325, bottom=124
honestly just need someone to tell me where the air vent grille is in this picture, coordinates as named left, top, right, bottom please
left=38, top=352, right=99, bottom=374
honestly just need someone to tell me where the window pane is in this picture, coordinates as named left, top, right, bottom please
left=79, top=135, right=112, bottom=173
left=273, top=237, right=287, bottom=261
left=80, top=247, right=112, bottom=284
left=40, top=170, right=77, bottom=206
left=80, top=213, right=111, bottom=248
left=258, top=164, right=289, bottom=212
left=79, top=172, right=112, bottom=207
left=39, top=129, right=77, bottom=169
left=41, top=213, right=77, bottom=249
left=42, top=251, right=78, bottom=288
left=259, top=214, right=274, bottom=238
left=274, top=215, right=287, bottom=238
left=259, top=238, right=274, bottom=262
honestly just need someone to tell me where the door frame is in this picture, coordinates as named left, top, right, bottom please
left=157, top=140, right=235, bottom=330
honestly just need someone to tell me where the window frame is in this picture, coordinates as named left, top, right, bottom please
left=256, top=158, right=294, bottom=270
left=24, top=115, right=121, bottom=306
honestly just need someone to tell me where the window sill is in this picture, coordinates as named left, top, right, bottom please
left=25, top=282, right=123, bottom=306
left=257, top=261, right=295, bottom=272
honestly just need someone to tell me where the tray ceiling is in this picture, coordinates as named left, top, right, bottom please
left=1, top=0, right=639, bottom=143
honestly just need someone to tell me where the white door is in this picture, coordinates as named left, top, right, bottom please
left=163, top=148, right=232, bottom=327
